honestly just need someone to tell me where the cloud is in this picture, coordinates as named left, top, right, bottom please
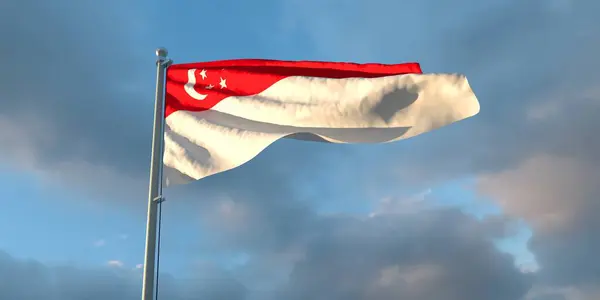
left=0, top=0, right=153, bottom=197
left=390, top=1, right=600, bottom=297
left=201, top=200, right=529, bottom=300
left=428, top=1, right=600, bottom=296
left=107, top=260, right=124, bottom=268
left=271, top=7, right=600, bottom=297
left=369, top=189, right=433, bottom=217
left=478, top=155, right=600, bottom=293
left=0, top=250, right=246, bottom=300
left=93, top=239, right=106, bottom=247
left=0, top=0, right=348, bottom=202
left=183, top=184, right=531, bottom=299
left=216, top=1, right=600, bottom=299
left=277, top=209, right=531, bottom=300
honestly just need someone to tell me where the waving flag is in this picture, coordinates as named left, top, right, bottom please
left=163, top=59, right=479, bottom=186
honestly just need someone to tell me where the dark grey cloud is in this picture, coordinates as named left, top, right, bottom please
left=0, top=0, right=152, bottom=178
left=279, top=209, right=532, bottom=300
left=223, top=1, right=600, bottom=299
left=0, top=250, right=246, bottom=300
left=183, top=191, right=532, bottom=300
left=1, top=205, right=530, bottom=300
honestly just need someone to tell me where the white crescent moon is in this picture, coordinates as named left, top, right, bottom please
left=184, top=69, right=207, bottom=100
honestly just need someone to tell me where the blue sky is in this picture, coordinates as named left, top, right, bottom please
left=1, top=0, right=599, bottom=299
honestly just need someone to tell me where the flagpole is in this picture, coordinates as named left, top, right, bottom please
left=141, top=47, right=171, bottom=300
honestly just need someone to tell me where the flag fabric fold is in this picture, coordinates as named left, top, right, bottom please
left=163, top=59, right=479, bottom=186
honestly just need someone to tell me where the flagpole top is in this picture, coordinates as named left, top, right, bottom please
left=156, top=47, right=168, bottom=59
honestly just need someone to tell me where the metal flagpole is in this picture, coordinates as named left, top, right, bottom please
left=141, top=47, right=172, bottom=300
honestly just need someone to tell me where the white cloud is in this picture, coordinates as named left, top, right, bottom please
left=107, top=260, right=124, bottom=268
left=369, top=189, right=433, bottom=217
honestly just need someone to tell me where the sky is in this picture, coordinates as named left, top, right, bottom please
left=1, top=0, right=599, bottom=299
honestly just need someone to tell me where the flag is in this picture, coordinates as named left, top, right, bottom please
left=163, top=59, right=479, bottom=186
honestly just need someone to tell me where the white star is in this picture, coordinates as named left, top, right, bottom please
left=219, top=77, right=227, bottom=89
left=199, top=69, right=207, bottom=80
left=206, top=84, right=214, bottom=89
